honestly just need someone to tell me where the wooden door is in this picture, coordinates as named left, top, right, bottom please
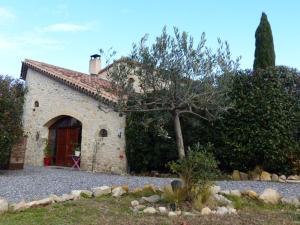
left=56, top=128, right=79, bottom=167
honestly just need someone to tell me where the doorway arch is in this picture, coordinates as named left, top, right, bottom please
left=48, top=116, right=82, bottom=167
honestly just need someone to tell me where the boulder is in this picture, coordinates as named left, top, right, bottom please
left=143, top=184, right=156, bottom=193
left=121, top=185, right=129, bottom=193
left=35, top=197, right=54, bottom=206
left=271, top=174, right=279, bottom=182
left=71, top=190, right=93, bottom=199
left=0, top=199, right=8, bottom=214
left=232, top=170, right=241, bottom=180
left=201, top=207, right=212, bottom=215
left=61, top=193, right=76, bottom=201
left=241, top=190, right=258, bottom=199
left=281, top=197, right=300, bottom=207
left=279, top=175, right=286, bottom=183
left=131, top=200, right=139, bottom=207
left=143, top=207, right=157, bottom=214
left=227, top=207, right=237, bottom=214
left=168, top=211, right=177, bottom=217
left=260, top=171, right=271, bottom=181
left=240, top=172, right=249, bottom=180
left=158, top=206, right=168, bottom=214
left=287, top=175, right=300, bottom=180
left=248, top=171, right=260, bottom=181
left=11, top=200, right=29, bottom=212
left=112, top=187, right=126, bottom=197
left=230, top=190, right=241, bottom=197
left=259, top=188, right=282, bottom=204
left=131, top=188, right=143, bottom=193
left=210, top=185, right=221, bottom=195
left=91, top=186, right=111, bottom=197
left=286, top=179, right=300, bottom=183
left=49, top=194, right=63, bottom=203
left=135, top=204, right=146, bottom=210
left=142, top=195, right=160, bottom=203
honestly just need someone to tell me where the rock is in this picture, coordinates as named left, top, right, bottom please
left=142, top=195, right=160, bottom=203
left=216, top=206, right=228, bottom=215
left=232, top=170, right=241, bottom=180
left=122, top=185, right=129, bottom=193
left=131, top=200, right=139, bottom=207
left=175, top=210, right=182, bottom=216
left=158, top=206, right=167, bottom=214
left=0, top=199, right=8, bottom=213
left=49, top=194, right=62, bottom=203
left=248, top=171, right=260, bottom=181
left=287, top=175, right=300, bottom=180
left=201, top=207, right=212, bottom=215
left=131, top=188, right=143, bottom=193
left=112, top=187, right=126, bottom=197
left=11, top=200, right=29, bottom=212
left=230, top=190, right=241, bottom=197
left=183, top=211, right=196, bottom=216
left=143, top=207, right=157, bottom=214
left=242, top=190, right=258, bottom=199
left=213, top=194, right=232, bottom=206
left=227, top=207, right=237, bottom=214
left=260, top=171, right=271, bottom=181
left=35, top=197, right=54, bottom=206
left=143, top=184, right=156, bottom=193
left=281, top=197, right=300, bottom=207
left=259, top=188, right=282, bottom=204
left=92, top=186, right=111, bottom=197
left=210, top=185, right=221, bottom=195
left=279, top=175, right=286, bottom=183
left=286, top=179, right=300, bottom=183
left=168, top=211, right=177, bottom=217
left=61, top=194, right=76, bottom=201
left=219, top=190, right=230, bottom=195
left=271, top=174, right=279, bottom=182
left=71, top=190, right=93, bottom=199
left=135, top=204, right=146, bottom=210
left=240, top=172, right=248, bottom=180
left=171, top=180, right=183, bottom=192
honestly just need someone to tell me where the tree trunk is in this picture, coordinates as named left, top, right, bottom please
left=173, top=111, right=185, bottom=159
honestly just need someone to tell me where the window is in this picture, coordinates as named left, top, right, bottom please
left=99, top=129, right=108, bottom=137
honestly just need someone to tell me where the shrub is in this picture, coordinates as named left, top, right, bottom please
left=168, top=143, right=220, bottom=201
left=0, top=75, right=25, bottom=169
left=218, top=67, right=300, bottom=173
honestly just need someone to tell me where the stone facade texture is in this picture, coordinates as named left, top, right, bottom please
left=22, top=68, right=127, bottom=173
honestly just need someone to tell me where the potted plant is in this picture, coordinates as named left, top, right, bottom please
left=43, top=139, right=52, bottom=166
left=74, top=144, right=81, bottom=157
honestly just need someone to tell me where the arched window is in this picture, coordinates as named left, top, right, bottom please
left=99, top=129, right=108, bottom=137
left=34, top=101, right=39, bottom=107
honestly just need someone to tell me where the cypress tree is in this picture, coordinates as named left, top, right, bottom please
left=253, top=12, right=276, bottom=70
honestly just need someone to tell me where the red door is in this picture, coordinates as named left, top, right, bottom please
left=56, top=128, right=79, bottom=167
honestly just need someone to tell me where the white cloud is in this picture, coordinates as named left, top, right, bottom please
left=43, top=23, right=90, bottom=32
left=0, top=7, right=15, bottom=23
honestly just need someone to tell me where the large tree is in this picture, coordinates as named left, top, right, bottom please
left=253, top=12, right=276, bottom=70
left=104, top=27, right=239, bottom=159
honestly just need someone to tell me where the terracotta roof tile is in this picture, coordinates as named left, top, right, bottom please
left=21, top=59, right=118, bottom=105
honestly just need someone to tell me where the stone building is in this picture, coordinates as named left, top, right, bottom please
left=17, top=55, right=127, bottom=173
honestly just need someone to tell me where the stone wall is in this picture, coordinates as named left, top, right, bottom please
left=22, top=68, right=127, bottom=174
left=9, top=137, right=27, bottom=170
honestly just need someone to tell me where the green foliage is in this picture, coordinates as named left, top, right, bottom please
left=0, top=75, right=25, bottom=169
left=254, top=12, right=276, bottom=70
left=168, top=143, right=219, bottom=200
left=125, top=111, right=178, bottom=173
left=218, top=67, right=300, bottom=173
left=43, top=139, right=52, bottom=157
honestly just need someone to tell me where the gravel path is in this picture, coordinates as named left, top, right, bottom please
left=1, top=166, right=300, bottom=203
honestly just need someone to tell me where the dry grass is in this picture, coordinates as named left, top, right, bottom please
left=0, top=194, right=298, bottom=225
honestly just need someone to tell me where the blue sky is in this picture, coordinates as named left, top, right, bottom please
left=0, top=0, right=299, bottom=78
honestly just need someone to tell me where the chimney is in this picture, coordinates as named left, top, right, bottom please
left=89, top=54, right=101, bottom=75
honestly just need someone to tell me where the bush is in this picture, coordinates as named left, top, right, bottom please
left=125, top=111, right=178, bottom=173
left=218, top=67, right=300, bottom=173
left=168, top=143, right=220, bottom=201
left=0, top=75, right=25, bottom=169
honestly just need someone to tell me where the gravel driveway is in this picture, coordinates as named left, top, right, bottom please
left=1, top=166, right=300, bottom=203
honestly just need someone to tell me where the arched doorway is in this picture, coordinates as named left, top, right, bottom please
left=48, top=116, right=82, bottom=167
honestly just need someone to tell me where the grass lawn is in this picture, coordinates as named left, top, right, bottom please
left=0, top=193, right=299, bottom=225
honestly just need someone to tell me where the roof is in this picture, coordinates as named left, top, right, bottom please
left=21, top=59, right=118, bottom=105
